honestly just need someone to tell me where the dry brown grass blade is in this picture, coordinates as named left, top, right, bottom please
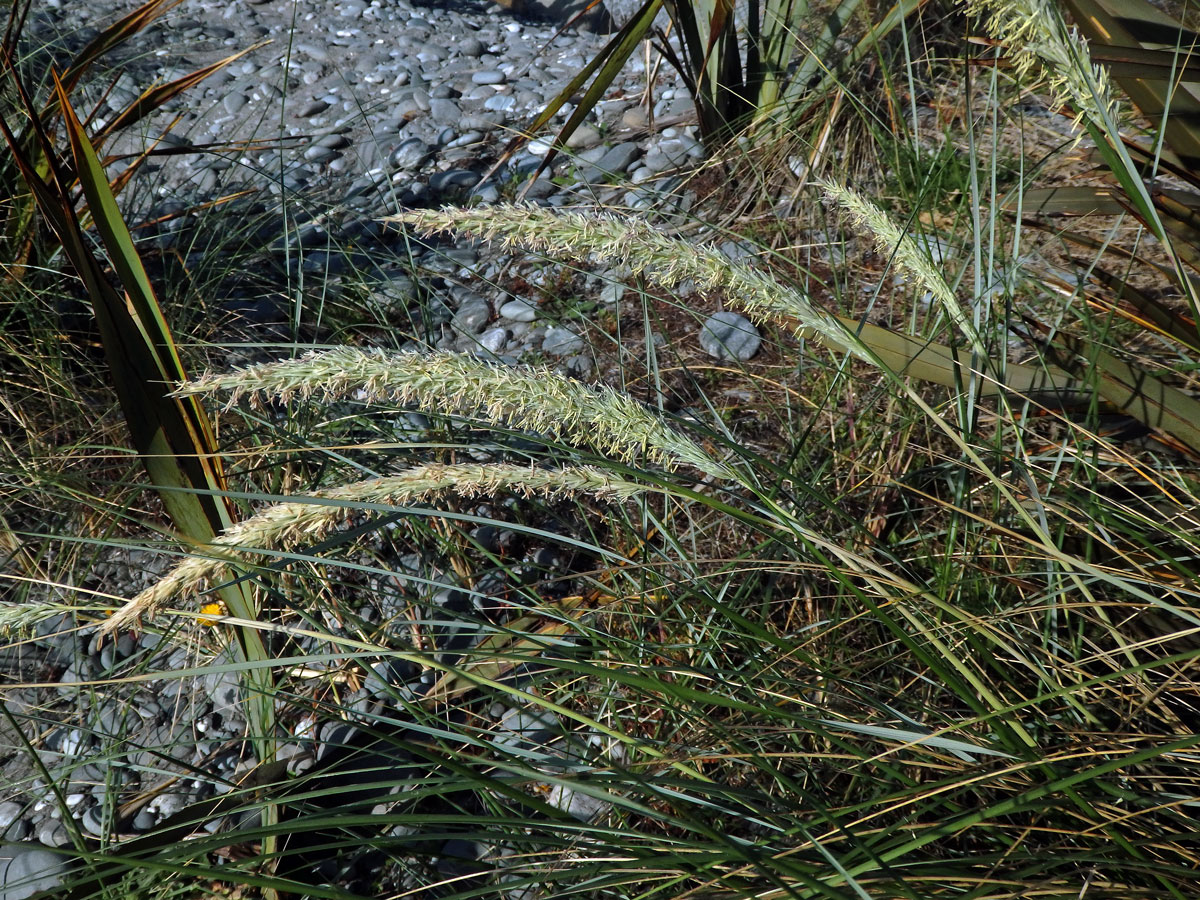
left=94, top=42, right=268, bottom=145
left=52, top=0, right=185, bottom=102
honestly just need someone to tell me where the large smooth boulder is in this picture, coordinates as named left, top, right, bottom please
left=0, top=844, right=71, bottom=900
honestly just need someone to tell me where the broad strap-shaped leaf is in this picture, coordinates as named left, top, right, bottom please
left=1015, top=185, right=1130, bottom=216
left=833, top=318, right=1090, bottom=406
left=1091, top=42, right=1200, bottom=81
left=2, top=67, right=275, bottom=759
left=53, top=72, right=237, bottom=540
left=1047, top=332, right=1200, bottom=453
left=47, top=79, right=275, bottom=723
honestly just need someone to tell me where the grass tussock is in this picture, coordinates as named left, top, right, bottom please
left=3, top=0, right=1200, bottom=898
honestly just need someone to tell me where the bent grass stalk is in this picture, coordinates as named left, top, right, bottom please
left=391, top=204, right=1090, bottom=405
left=105, top=463, right=655, bottom=630
left=817, top=178, right=989, bottom=359
left=965, top=0, right=1121, bottom=131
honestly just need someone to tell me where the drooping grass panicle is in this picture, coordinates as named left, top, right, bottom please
left=966, top=0, right=1121, bottom=131
left=391, top=205, right=871, bottom=362
left=179, top=347, right=735, bottom=480
left=104, top=463, right=654, bottom=631
left=818, top=179, right=988, bottom=358
left=0, top=601, right=100, bottom=637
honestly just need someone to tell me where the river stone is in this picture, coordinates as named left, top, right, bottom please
left=80, top=807, right=105, bottom=838
left=429, top=169, right=480, bottom=193
left=699, top=311, right=761, bottom=361
left=548, top=783, right=609, bottom=821
left=542, top=326, right=585, bottom=356
left=297, top=98, right=330, bottom=117
left=0, top=807, right=23, bottom=842
left=565, top=124, right=600, bottom=149
left=590, top=141, right=640, bottom=178
left=499, top=298, right=538, bottom=322
left=222, top=92, right=247, bottom=115
left=458, top=36, right=485, bottom=57
left=429, top=98, right=461, bottom=124
left=599, top=282, right=626, bottom=305
left=389, top=138, right=431, bottom=170
left=478, top=327, right=509, bottom=354
left=453, top=297, right=491, bottom=334
left=0, top=844, right=71, bottom=900
left=483, top=93, right=517, bottom=112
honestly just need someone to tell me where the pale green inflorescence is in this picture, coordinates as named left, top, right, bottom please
left=817, top=179, right=987, bottom=357
left=965, top=0, right=1121, bottom=130
left=105, top=462, right=655, bottom=629
left=177, top=347, right=735, bottom=480
left=392, top=205, right=870, bottom=362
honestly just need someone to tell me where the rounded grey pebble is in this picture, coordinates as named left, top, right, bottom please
left=429, top=169, right=480, bottom=193
left=599, top=282, right=626, bottom=305
left=542, top=326, right=585, bottom=357
left=132, top=811, right=156, bottom=832
left=458, top=37, right=485, bottom=57
left=496, top=706, right=561, bottom=750
left=297, top=98, right=330, bottom=117
left=446, top=130, right=484, bottom=149
left=472, top=69, right=506, bottom=85
left=484, top=93, right=516, bottom=112
left=471, top=183, right=501, bottom=204
left=452, top=297, right=491, bottom=334
left=0, top=844, right=71, bottom=900
left=317, top=131, right=351, bottom=150
left=429, top=98, right=461, bottom=124
left=477, top=327, right=508, bottom=354
left=499, top=298, right=538, bottom=322
left=34, top=822, right=68, bottom=849
left=595, top=141, right=641, bottom=175
left=80, top=807, right=105, bottom=838
left=699, top=311, right=761, bottom=361
left=302, top=143, right=340, bottom=163
left=317, top=722, right=360, bottom=763
left=0, top=805, right=26, bottom=843
left=389, top=138, right=431, bottom=170
left=222, top=92, right=247, bottom=115
left=566, top=354, right=594, bottom=377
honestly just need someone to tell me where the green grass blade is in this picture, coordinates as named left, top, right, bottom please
left=523, top=0, right=664, bottom=185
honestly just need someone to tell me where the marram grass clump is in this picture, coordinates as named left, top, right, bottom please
left=105, top=462, right=654, bottom=630
left=178, top=347, right=736, bottom=480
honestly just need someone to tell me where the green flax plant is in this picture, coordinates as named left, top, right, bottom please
left=0, top=0, right=289, bottom=879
